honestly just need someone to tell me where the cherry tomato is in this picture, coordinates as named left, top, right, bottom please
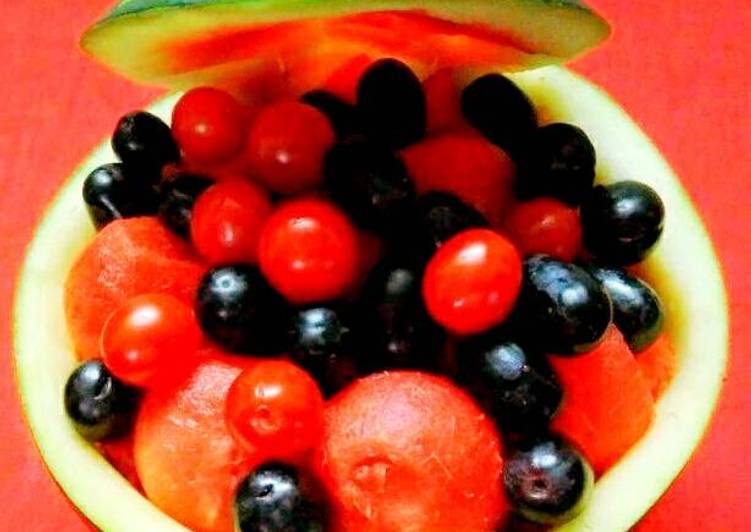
left=172, top=87, right=248, bottom=165
left=244, top=101, right=335, bottom=194
left=225, top=360, right=325, bottom=461
left=504, top=197, right=582, bottom=262
left=101, top=294, right=202, bottom=387
left=191, top=180, right=273, bottom=264
left=258, top=198, right=359, bottom=304
left=402, top=133, right=515, bottom=226
left=422, top=228, right=522, bottom=335
left=424, top=68, right=463, bottom=134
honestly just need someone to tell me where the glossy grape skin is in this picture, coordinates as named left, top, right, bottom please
left=157, top=172, right=213, bottom=237
left=112, top=111, right=179, bottom=176
left=515, top=123, right=596, bottom=206
left=356, top=58, right=426, bottom=149
left=234, top=463, right=328, bottom=532
left=323, top=140, right=415, bottom=235
left=64, top=360, right=138, bottom=441
left=288, top=307, right=359, bottom=397
left=461, top=73, right=537, bottom=154
left=504, top=437, right=594, bottom=525
left=195, top=265, right=291, bottom=355
left=512, top=255, right=613, bottom=355
left=587, top=266, right=664, bottom=352
left=456, top=332, right=562, bottom=433
left=83, top=163, right=158, bottom=230
left=357, top=261, right=445, bottom=372
left=580, top=181, right=665, bottom=266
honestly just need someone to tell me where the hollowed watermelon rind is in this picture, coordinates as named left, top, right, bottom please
left=81, top=0, right=610, bottom=91
left=13, top=67, right=727, bottom=532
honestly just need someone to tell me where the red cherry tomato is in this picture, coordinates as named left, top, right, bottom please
left=225, top=360, right=325, bottom=461
left=191, top=180, right=273, bottom=264
left=259, top=198, right=359, bottom=304
left=172, top=87, right=248, bottom=165
left=101, top=294, right=202, bottom=387
left=424, top=68, right=463, bottom=134
left=423, top=228, right=522, bottom=335
left=504, top=197, right=582, bottom=262
left=244, top=101, right=335, bottom=194
left=402, top=133, right=515, bottom=226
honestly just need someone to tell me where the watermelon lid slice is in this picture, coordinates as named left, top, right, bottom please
left=81, top=0, right=610, bottom=92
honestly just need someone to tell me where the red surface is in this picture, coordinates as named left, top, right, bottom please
left=0, top=1, right=749, bottom=530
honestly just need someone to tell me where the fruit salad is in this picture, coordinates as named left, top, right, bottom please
left=14, top=1, right=728, bottom=531
left=60, top=54, right=679, bottom=531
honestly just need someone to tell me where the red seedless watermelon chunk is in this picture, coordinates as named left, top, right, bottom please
left=550, top=327, right=655, bottom=475
left=637, top=334, right=677, bottom=399
left=97, top=434, right=141, bottom=491
left=323, top=54, right=373, bottom=104
left=401, top=134, right=515, bottom=226
left=134, top=354, right=259, bottom=532
left=319, top=371, right=507, bottom=532
left=423, top=68, right=464, bottom=134
left=64, top=217, right=205, bottom=360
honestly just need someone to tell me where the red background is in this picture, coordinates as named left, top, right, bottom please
left=1, top=1, right=749, bottom=530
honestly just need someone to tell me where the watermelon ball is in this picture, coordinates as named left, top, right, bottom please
left=513, top=255, right=612, bottom=355
left=423, top=228, right=523, bottom=335
left=456, top=331, right=562, bottom=433
left=234, top=462, right=329, bottom=532
left=101, top=293, right=202, bottom=387
left=226, top=360, right=325, bottom=462
left=357, top=58, right=426, bottom=150
left=64, top=217, right=205, bottom=361
left=83, top=162, right=159, bottom=230
left=319, top=371, right=507, bottom=532
left=134, top=356, right=258, bottom=532
left=112, top=111, right=179, bottom=179
left=288, top=306, right=359, bottom=397
left=64, top=360, right=138, bottom=442
left=171, top=87, right=248, bottom=165
left=258, top=198, right=360, bottom=304
left=191, top=180, right=273, bottom=264
left=358, top=261, right=446, bottom=371
left=461, top=74, right=537, bottom=155
left=399, top=191, right=488, bottom=266
left=580, top=181, right=665, bottom=266
left=301, top=89, right=361, bottom=140
left=401, top=133, right=515, bottom=227
left=324, top=140, right=415, bottom=235
left=244, top=100, right=335, bottom=194
left=587, top=266, right=664, bottom=352
left=515, top=123, right=596, bottom=206
left=503, top=197, right=582, bottom=262
left=196, top=265, right=291, bottom=355
left=503, top=437, right=594, bottom=525
left=157, top=171, right=213, bottom=237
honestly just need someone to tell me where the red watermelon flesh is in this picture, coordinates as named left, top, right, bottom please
left=134, top=354, right=259, bottom=532
left=97, top=434, right=141, bottom=491
left=322, top=54, right=374, bottom=103
left=163, top=11, right=527, bottom=95
left=319, top=371, right=507, bottom=532
left=550, top=326, right=655, bottom=475
left=402, top=133, right=515, bottom=226
left=423, top=68, right=464, bottom=134
left=637, top=334, right=677, bottom=399
left=64, top=217, right=205, bottom=360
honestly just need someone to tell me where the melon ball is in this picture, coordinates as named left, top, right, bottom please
left=319, top=371, right=507, bottom=532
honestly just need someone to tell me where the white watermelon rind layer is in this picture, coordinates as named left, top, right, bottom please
left=13, top=66, right=728, bottom=532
